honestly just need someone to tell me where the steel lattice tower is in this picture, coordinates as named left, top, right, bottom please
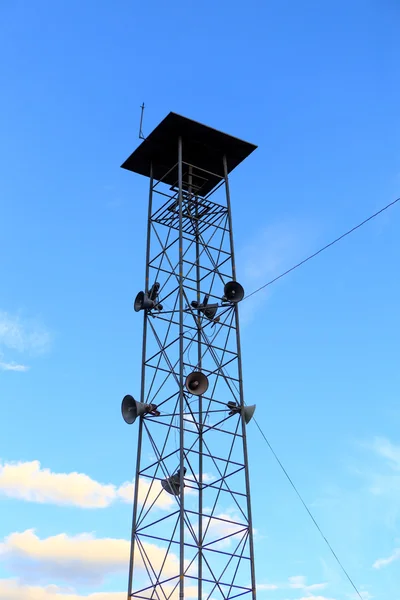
left=121, top=113, right=257, bottom=600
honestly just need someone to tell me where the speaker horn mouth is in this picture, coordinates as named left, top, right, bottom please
left=203, top=304, right=218, bottom=320
left=185, top=371, right=209, bottom=396
left=121, top=395, right=160, bottom=424
left=161, top=467, right=187, bottom=496
left=243, top=404, right=256, bottom=424
left=161, top=477, right=180, bottom=496
left=134, top=291, right=144, bottom=312
left=134, top=290, right=160, bottom=312
left=222, top=281, right=245, bottom=304
left=121, top=394, right=137, bottom=424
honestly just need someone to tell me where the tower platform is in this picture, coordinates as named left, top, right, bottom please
left=121, top=112, right=257, bottom=196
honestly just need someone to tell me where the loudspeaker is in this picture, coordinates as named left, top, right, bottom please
left=121, top=395, right=159, bottom=424
left=227, top=401, right=256, bottom=424
left=203, top=304, right=218, bottom=320
left=161, top=467, right=187, bottom=496
left=243, top=404, right=256, bottom=424
left=190, top=297, right=218, bottom=320
left=222, top=281, right=245, bottom=303
left=185, top=371, right=209, bottom=396
left=134, top=291, right=155, bottom=312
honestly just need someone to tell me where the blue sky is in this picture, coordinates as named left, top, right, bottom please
left=1, top=0, right=400, bottom=599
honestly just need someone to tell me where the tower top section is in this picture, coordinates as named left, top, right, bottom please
left=121, top=112, right=257, bottom=196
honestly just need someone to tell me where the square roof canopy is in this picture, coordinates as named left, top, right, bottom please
left=121, top=112, right=257, bottom=197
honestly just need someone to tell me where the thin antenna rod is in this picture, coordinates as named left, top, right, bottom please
left=139, top=103, right=146, bottom=140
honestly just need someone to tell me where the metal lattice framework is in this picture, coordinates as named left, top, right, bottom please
left=121, top=113, right=257, bottom=600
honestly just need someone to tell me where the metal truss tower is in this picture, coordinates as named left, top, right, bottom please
left=121, top=113, right=257, bottom=600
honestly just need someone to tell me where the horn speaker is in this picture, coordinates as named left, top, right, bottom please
left=243, top=404, right=256, bottom=424
left=222, top=281, right=244, bottom=303
left=134, top=291, right=155, bottom=312
left=161, top=467, right=187, bottom=496
left=203, top=304, right=218, bottom=320
left=185, top=371, right=209, bottom=396
left=121, top=395, right=159, bottom=424
left=227, top=401, right=256, bottom=424
left=190, top=297, right=218, bottom=320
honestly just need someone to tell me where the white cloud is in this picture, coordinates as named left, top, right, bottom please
left=117, top=477, right=174, bottom=509
left=288, top=575, right=327, bottom=593
left=371, top=437, right=400, bottom=470
left=373, top=547, right=400, bottom=569
left=355, top=592, right=373, bottom=600
left=0, top=529, right=180, bottom=585
left=256, top=583, right=278, bottom=591
left=254, top=576, right=332, bottom=598
left=0, top=459, right=216, bottom=511
left=367, top=438, right=400, bottom=516
left=0, top=311, right=51, bottom=355
left=240, top=222, right=311, bottom=284
left=206, top=513, right=246, bottom=547
left=0, top=460, right=172, bottom=509
left=237, top=219, right=317, bottom=325
left=0, top=360, right=29, bottom=372
left=293, top=597, right=335, bottom=600
left=0, top=579, right=199, bottom=600
left=0, top=460, right=117, bottom=508
left=201, top=507, right=248, bottom=549
left=0, top=579, right=125, bottom=600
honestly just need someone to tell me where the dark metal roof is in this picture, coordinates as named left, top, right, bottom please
left=121, top=112, right=257, bottom=196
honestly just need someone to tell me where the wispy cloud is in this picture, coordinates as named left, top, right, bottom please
left=367, top=438, right=400, bottom=517
left=0, top=311, right=51, bottom=372
left=256, top=583, right=278, bottom=591
left=0, top=360, right=29, bottom=372
left=371, top=437, right=400, bottom=471
left=293, top=597, right=336, bottom=600
left=239, top=220, right=317, bottom=282
left=0, top=311, right=51, bottom=355
left=254, top=576, right=329, bottom=596
left=348, top=593, right=373, bottom=600
left=288, top=575, right=327, bottom=593
left=237, top=219, right=318, bottom=325
left=373, top=547, right=400, bottom=569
